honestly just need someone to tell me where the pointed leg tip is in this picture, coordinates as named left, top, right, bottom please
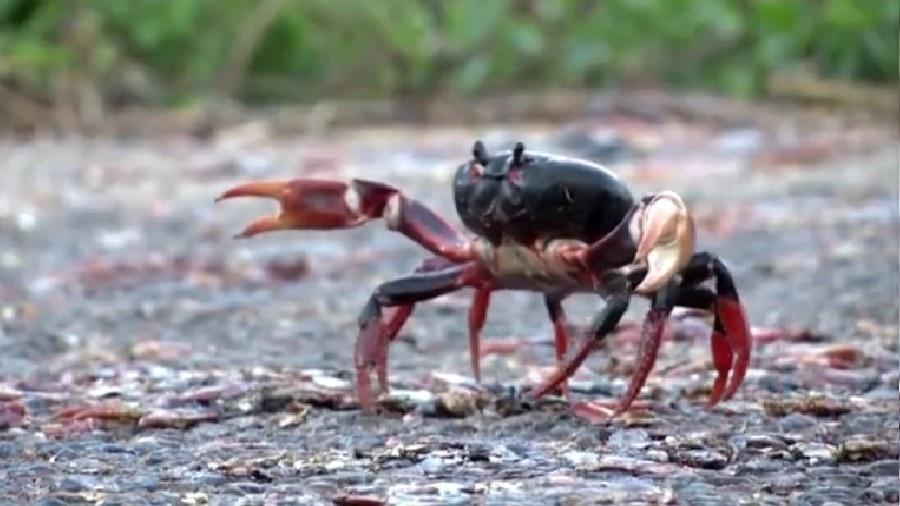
left=570, top=402, right=614, bottom=424
left=706, top=376, right=726, bottom=408
left=531, top=374, right=565, bottom=400
left=529, top=384, right=552, bottom=401
left=615, top=400, right=634, bottom=416
left=722, top=382, right=743, bottom=401
left=706, top=393, right=724, bottom=410
left=376, top=362, right=390, bottom=395
left=724, top=354, right=749, bottom=400
left=356, top=371, right=374, bottom=414
left=470, top=354, right=482, bottom=384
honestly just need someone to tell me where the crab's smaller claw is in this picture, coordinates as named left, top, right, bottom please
left=215, top=179, right=398, bottom=239
left=631, top=191, right=695, bottom=295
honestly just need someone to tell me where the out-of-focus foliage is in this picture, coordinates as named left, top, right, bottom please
left=0, top=0, right=896, bottom=106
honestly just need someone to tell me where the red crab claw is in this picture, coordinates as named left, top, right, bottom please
left=216, top=178, right=473, bottom=264
left=215, top=179, right=398, bottom=238
left=703, top=297, right=751, bottom=406
left=675, top=254, right=752, bottom=408
left=715, top=296, right=752, bottom=402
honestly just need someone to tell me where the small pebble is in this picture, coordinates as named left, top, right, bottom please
left=677, top=449, right=729, bottom=470
left=563, top=450, right=599, bottom=469
left=127, top=474, right=160, bottom=492
left=419, top=457, right=445, bottom=475
left=186, top=471, right=228, bottom=487
left=32, top=497, right=70, bottom=506
left=226, top=481, right=267, bottom=495
left=607, top=429, right=650, bottom=450
left=57, top=474, right=99, bottom=492
left=866, top=459, right=900, bottom=477
left=793, top=442, right=837, bottom=463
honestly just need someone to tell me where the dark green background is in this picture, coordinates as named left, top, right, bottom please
left=1, top=0, right=896, bottom=106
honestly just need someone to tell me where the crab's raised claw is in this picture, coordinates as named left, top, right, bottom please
left=217, top=178, right=474, bottom=262
left=216, top=179, right=397, bottom=238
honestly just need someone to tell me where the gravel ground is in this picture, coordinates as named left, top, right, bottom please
left=0, top=103, right=897, bottom=505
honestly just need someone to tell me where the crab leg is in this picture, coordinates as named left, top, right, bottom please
left=216, top=178, right=473, bottom=262
left=544, top=295, right=572, bottom=400
left=374, top=256, right=455, bottom=392
left=605, top=192, right=692, bottom=413
left=373, top=259, right=493, bottom=392
left=467, top=286, right=492, bottom=382
left=374, top=305, right=414, bottom=394
left=376, top=287, right=493, bottom=390
left=615, top=303, right=670, bottom=414
left=356, top=262, right=488, bottom=411
left=531, top=283, right=630, bottom=400
left=534, top=192, right=696, bottom=417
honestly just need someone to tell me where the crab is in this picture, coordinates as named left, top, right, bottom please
left=216, top=141, right=751, bottom=420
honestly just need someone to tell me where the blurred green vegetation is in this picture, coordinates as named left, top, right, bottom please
left=0, top=0, right=896, bottom=108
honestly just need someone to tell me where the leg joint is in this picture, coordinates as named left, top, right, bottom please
left=383, top=193, right=403, bottom=231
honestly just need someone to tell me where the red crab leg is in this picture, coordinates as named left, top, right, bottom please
left=356, top=262, right=488, bottom=411
left=614, top=307, right=669, bottom=414
left=370, top=258, right=492, bottom=393
left=216, top=179, right=473, bottom=262
left=373, top=256, right=455, bottom=393
left=703, top=299, right=752, bottom=405
left=374, top=305, right=414, bottom=393
left=544, top=295, right=571, bottom=400
left=468, top=286, right=491, bottom=383
left=531, top=288, right=630, bottom=400
left=530, top=335, right=595, bottom=400
left=545, top=305, right=669, bottom=422
left=375, top=288, right=494, bottom=391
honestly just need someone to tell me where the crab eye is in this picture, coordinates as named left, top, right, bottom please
left=468, top=163, right=484, bottom=181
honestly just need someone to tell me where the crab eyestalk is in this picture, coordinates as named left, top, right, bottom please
left=472, top=140, right=490, bottom=165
